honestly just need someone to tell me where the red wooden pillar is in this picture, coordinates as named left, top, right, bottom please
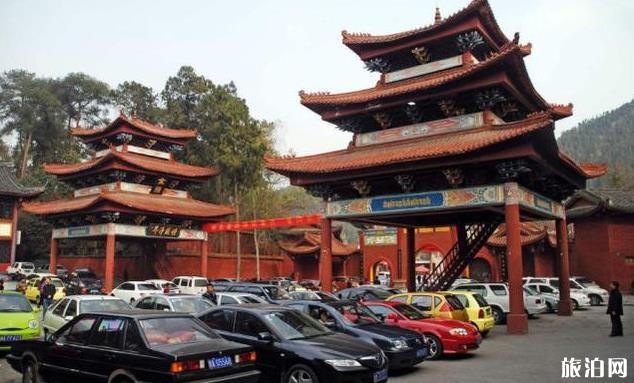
left=556, top=218, right=573, bottom=316
left=201, top=236, right=209, bottom=278
left=104, top=233, right=116, bottom=292
left=10, top=202, right=19, bottom=265
left=406, top=228, right=416, bottom=292
left=504, top=182, right=528, bottom=334
left=49, top=237, right=58, bottom=275
left=320, top=218, right=333, bottom=292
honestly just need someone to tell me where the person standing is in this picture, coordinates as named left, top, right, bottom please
left=41, top=277, right=57, bottom=313
left=607, top=281, right=623, bottom=337
left=202, top=283, right=217, bottom=305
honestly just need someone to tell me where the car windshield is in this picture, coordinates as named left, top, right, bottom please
left=524, top=286, right=539, bottom=295
left=138, top=284, right=160, bottom=291
left=241, top=296, right=263, bottom=303
left=472, top=294, right=489, bottom=307
left=333, top=302, right=380, bottom=325
left=445, top=295, right=465, bottom=310
left=575, top=278, right=596, bottom=287
left=263, top=286, right=287, bottom=300
left=80, top=299, right=130, bottom=313
left=0, top=294, right=32, bottom=312
left=139, top=317, right=219, bottom=347
left=393, top=303, right=428, bottom=320
left=171, top=297, right=213, bottom=313
left=366, top=289, right=392, bottom=299
left=77, top=271, right=97, bottom=279
left=194, top=279, right=208, bottom=287
left=262, top=310, right=331, bottom=340
left=23, top=263, right=35, bottom=268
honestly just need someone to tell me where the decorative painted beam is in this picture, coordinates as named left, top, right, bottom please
left=52, top=223, right=206, bottom=240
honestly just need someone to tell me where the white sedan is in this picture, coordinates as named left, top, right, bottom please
left=216, top=292, right=267, bottom=305
left=145, top=279, right=181, bottom=294
left=111, top=281, right=162, bottom=303
left=42, top=295, right=130, bottom=335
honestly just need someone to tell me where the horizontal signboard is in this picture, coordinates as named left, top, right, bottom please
left=53, top=223, right=205, bottom=240
left=385, top=55, right=464, bottom=83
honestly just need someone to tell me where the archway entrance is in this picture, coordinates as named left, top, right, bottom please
left=370, top=260, right=392, bottom=286
left=470, top=258, right=492, bottom=282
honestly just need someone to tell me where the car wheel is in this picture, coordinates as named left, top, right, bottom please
left=285, top=364, right=319, bottom=383
left=23, top=358, right=42, bottom=383
left=589, top=295, right=601, bottom=306
left=545, top=302, right=553, bottom=313
left=491, top=307, right=505, bottom=325
left=572, top=299, right=579, bottom=310
left=426, top=334, right=443, bottom=360
left=481, top=330, right=490, bottom=338
left=129, top=298, right=135, bottom=304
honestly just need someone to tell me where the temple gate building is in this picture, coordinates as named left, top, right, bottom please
left=0, top=162, right=44, bottom=269
left=23, top=113, right=234, bottom=291
left=266, top=0, right=605, bottom=333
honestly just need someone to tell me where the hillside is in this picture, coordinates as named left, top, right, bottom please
left=558, top=99, right=634, bottom=188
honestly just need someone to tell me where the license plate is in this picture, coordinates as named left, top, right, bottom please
left=373, top=369, right=388, bottom=383
left=416, top=347, right=428, bottom=358
left=208, top=356, right=232, bottom=369
left=89, top=289, right=100, bottom=294
left=0, top=335, right=22, bottom=342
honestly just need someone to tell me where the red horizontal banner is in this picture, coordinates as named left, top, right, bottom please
left=202, top=214, right=323, bottom=232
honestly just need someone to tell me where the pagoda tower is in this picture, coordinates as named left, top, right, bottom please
left=267, top=0, right=606, bottom=334
left=23, top=113, right=234, bottom=291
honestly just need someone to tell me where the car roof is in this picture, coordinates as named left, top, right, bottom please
left=152, top=293, right=199, bottom=298
left=440, top=290, right=475, bottom=296
left=208, top=303, right=292, bottom=313
left=364, top=300, right=399, bottom=307
left=173, top=276, right=207, bottom=279
left=68, top=295, right=125, bottom=301
left=218, top=282, right=277, bottom=288
left=217, top=292, right=258, bottom=297
left=80, top=309, right=195, bottom=319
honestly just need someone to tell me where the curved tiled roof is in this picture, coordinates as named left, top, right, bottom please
left=300, top=42, right=535, bottom=107
left=487, top=222, right=556, bottom=248
left=0, top=162, right=44, bottom=198
left=279, top=232, right=358, bottom=257
left=266, top=113, right=554, bottom=175
left=557, top=151, right=607, bottom=179
left=565, top=189, right=634, bottom=218
left=342, top=0, right=509, bottom=48
left=43, top=149, right=219, bottom=179
left=22, top=191, right=234, bottom=219
left=71, top=114, right=197, bottom=140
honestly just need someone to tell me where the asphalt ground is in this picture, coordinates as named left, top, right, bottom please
left=1, top=295, right=632, bottom=383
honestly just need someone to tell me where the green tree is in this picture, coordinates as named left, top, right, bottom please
left=112, top=81, right=161, bottom=122
left=54, top=72, right=111, bottom=129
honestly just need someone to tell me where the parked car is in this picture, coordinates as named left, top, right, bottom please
left=145, top=279, right=181, bottom=294
left=288, top=290, right=339, bottom=302
left=197, top=304, right=388, bottom=383
left=37, top=264, right=68, bottom=277
left=450, top=278, right=477, bottom=288
left=135, top=293, right=214, bottom=313
left=7, top=311, right=261, bottom=383
left=0, top=292, right=41, bottom=351
left=214, top=282, right=289, bottom=303
left=65, top=269, right=103, bottom=295
left=333, top=276, right=360, bottom=291
left=525, top=282, right=590, bottom=310
left=269, top=277, right=293, bottom=290
left=42, top=295, right=130, bottom=335
left=451, top=283, right=547, bottom=324
left=357, top=285, right=404, bottom=295
left=570, top=277, right=610, bottom=305
left=438, top=291, right=495, bottom=334
left=386, top=292, right=469, bottom=322
left=364, top=301, right=481, bottom=359
left=6, top=262, right=35, bottom=277
left=25, top=276, right=66, bottom=303
left=298, top=279, right=320, bottom=291
left=524, top=284, right=560, bottom=313
left=111, top=281, right=162, bottom=303
left=283, top=299, right=428, bottom=370
left=216, top=292, right=267, bottom=306
left=336, top=287, right=393, bottom=301
left=172, top=275, right=210, bottom=295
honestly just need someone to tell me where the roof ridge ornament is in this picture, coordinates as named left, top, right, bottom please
left=434, top=7, right=442, bottom=24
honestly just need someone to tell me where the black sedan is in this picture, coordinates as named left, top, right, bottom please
left=7, top=310, right=261, bottom=383
left=65, top=269, right=103, bottom=295
left=196, top=304, right=388, bottom=383
left=283, top=300, right=428, bottom=370
left=335, top=287, right=393, bottom=302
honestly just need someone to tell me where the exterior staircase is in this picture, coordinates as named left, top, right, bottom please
left=425, top=218, right=503, bottom=291
left=153, top=255, right=177, bottom=280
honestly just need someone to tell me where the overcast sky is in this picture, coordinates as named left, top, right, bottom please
left=1, top=0, right=633, bottom=155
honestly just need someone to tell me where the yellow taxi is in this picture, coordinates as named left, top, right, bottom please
left=25, top=276, right=66, bottom=303
left=439, top=291, right=495, bottom=335
left=386, top=292, right=469, bottom=322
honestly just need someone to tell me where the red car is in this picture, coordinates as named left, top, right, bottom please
left=364, top=301, right=482, bottom=360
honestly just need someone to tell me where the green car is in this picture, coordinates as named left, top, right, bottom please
left=0, top=292, right=41, bottom=351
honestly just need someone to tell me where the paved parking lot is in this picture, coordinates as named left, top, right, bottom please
left=1, top=302, right=632, bottom=382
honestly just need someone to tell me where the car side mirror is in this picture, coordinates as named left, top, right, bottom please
left=386, top=312, right=399, bottom=323
left=257, top=332, right=274, bottom=342
left=323, top=320, right=337, bottom=330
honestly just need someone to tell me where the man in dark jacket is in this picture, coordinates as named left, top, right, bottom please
left=607, top=281, right=623, bottom=337
left=202, top=283, right=217, bottom=305
left=41, top=277, right=57, bottom=313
